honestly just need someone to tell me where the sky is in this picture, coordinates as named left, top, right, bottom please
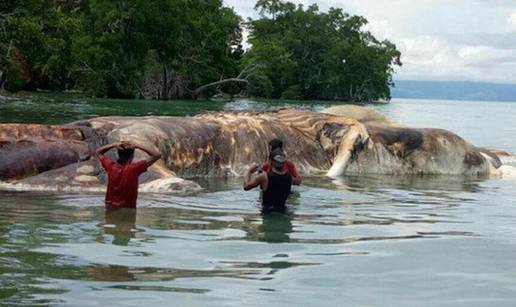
left=223, top=0, right=516, bottom=84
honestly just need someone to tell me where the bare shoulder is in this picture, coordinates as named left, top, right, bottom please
left=258, top=171, right=268, bottom=189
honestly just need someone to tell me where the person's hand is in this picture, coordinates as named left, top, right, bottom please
left=248, top=163, right=260, bottom=173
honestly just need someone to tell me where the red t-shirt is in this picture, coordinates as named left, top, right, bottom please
left=262, top=160, right=299, bottom=177
left=100, top=156, right=148, bottom=209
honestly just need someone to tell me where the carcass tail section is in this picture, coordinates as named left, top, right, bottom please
left=325, top=121, right=370, bottom=177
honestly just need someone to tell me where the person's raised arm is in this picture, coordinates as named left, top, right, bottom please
left=132, top=143, right=162, bottom=166
left=243, top=163, right=266, bottom=191
left=288, top=161, right=302, bottom=185
left=96, top=142, right=121, bottom=159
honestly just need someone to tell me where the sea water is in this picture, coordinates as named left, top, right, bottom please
left=0, top=97, right=515, bottom=306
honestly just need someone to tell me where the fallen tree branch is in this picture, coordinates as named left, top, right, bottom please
left=192, top=78, right=249, bottom=98
left=237, top=63, right=263, bottom=79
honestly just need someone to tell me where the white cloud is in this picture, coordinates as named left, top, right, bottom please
left=396, top=35, right=460, bottom=80
left=224, top=0, right=516, bottom=84
left=363, top=18, right=393, bottom=42
left=509, top=10, right=516, bottom=31
left=395, top=35, right=516, bottom=83
left=458, top=46, right=513, bottom=65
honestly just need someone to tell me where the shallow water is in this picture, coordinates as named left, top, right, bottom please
left=1, top=97, right=516, bottom=306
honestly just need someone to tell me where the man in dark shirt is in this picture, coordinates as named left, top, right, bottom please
left=244, top=150, right=292, bottom=213
left=96, top=141, right=161, bottom=209
left=261, top=138, right=302, bottom=185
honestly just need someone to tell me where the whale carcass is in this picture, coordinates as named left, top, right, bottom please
left=0, top=107, right=510, bottom=194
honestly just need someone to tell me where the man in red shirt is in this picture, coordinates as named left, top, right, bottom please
left=96, top=141, right=161, bottom=209
left=262, top=138, right=302, bottom=185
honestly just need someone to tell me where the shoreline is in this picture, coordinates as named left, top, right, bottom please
left=4, top=90, right=516, bottom=105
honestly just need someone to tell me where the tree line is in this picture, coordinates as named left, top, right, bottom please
left=0, top=0, right=402, bottom=102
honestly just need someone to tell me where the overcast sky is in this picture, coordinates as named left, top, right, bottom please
left=224, top=0, right=516, bottom=84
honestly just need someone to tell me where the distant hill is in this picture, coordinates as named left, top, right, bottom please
left=390, top=80, right=516, bottom=102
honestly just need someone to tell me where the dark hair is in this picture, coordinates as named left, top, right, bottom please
left=269, top=138, right=283, bottom=151
left=268, top=148, right=283, bottom=160
left=117, top=148, right=135, bottom=164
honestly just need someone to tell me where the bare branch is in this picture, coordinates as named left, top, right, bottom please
left=193, top=78, right=249, bottom=98
left=237, top=63, right=262, bottom=79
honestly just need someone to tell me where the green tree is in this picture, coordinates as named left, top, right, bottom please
left=72, top=0, right=244, bottom=98
left=0, top=0, right=400, bottom=102
left=245, top=0, right=402, bottom=101
left=0, top=0, right=83, bottom=91
left=0, top=0, right=244, bottom=99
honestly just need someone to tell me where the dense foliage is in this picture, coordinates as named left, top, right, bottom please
left=245, top=0, right=402, bottom=101
left=0, top=0, right=243, bottom=98
left=0, top=0, right=401, bottom=101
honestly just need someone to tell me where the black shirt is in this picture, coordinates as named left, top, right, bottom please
left=262, top=171, right=292, bottom=213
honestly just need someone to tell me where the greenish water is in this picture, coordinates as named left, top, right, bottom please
left=0, top=93, right=336, bottom=125
left=1, top=95, right=516, bottom=306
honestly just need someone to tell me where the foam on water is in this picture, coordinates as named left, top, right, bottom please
left=0, top=177, right=203, bottom=195
left=498, top=165, right=516, bottom=179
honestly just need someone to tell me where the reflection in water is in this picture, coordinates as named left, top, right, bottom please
left=106, top=284, right=210, bottom=293
left=101, top=209, right=138, bottom=246
left=257, top=190, right=301, bottom=243
left=242, top=191, right=300, bottom=243
left=0, top=171, right=515, bottom=306
left=305, top=174, right=486, bottom=193
left=92, top=264, right=137, bottom=282
left=1, top=96, right=515, bottom=305
left=259, top=212, right=293, bottom=243
left=89, top=264, right=259, bottom=284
